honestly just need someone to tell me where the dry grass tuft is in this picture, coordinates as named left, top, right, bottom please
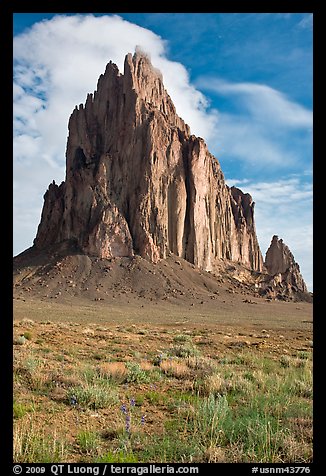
left=202, top=373, right=224, bottom=395
left=186, top=356, right=217, bottom=373
left=160, top=359, right=191, bottom=379
left=14, top=419, right=67, bottom=463
left=82, top=328, right=95, bottom=336
left=97, top=362, right=127, bottom=382
left=21, top=318, right=35, bottom=326
left=50, top=371, right=82, bottom=389
left=204, top=445, right=226, bottom=463
left=140, top=361, right=155, bottom=371
left=282, top=434, right=313, bottom=462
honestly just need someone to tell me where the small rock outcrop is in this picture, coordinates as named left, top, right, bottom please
left=263, top=235, right=309, bottom=299
left=34, top=51, right=264, bottom=273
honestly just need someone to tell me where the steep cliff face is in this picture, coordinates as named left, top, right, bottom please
left=263, top=235, right=308, bottom=298
left=34, top=51, right=264, bottom=272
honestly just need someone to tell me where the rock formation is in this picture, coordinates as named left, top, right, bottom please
left=262, top=235, right=308, bottom=299
left=34, top=51, right=264, bottom=273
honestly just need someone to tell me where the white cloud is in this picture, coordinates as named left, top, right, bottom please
left=203, top=78, right=312, bottom=128
left=226, top=176, right=313, bottom=290
left=13, top=14, right=218, bottom=255
left=196, top=76, right=312, bottom=169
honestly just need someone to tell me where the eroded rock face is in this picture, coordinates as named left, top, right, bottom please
left=264, top=235, right=308, bottom=297
left=34, top=51, right=264, bottom=271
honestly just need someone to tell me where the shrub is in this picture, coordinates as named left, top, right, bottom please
left=169, top=343, right=200, bottom=358
left=23, top=331, right=32, bottom=341
left=21, top=318, right=35, bottom=326
left=140, top=361, right=154, bottom=371
left=67, top=383, right=119, bottom=409
left=21, top=355, right=51, bottom=392
left=25, top=356, right=43, bottom=373
left=186, top=356, right=217, bottom=373
left=291, top=380, right=313, bottom=399
left=14, top=336, right=26, bottom=345
left=280, top=355, right=292, bottom=368
left=192, top=394, right=230, bottom=447
left=173, top=334, right=191, bottom=343
left=297, top=351, right=310, bottom=360
left=125, top=362, right=151, bottom=384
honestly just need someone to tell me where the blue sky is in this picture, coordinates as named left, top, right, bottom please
left=13, top=13, right=313, bottom=289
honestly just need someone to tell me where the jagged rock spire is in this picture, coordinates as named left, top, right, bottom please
left=34, top=51, right=264, bottom=272
left=265, top=235, right=308, bottom=295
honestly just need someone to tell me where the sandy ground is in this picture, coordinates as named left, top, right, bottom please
left=13, top=248, right=312, bottom=349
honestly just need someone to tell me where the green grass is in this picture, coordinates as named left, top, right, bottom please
left=144, top=390, right=162, bottom=404
left=97, top=450, right=139, bottom=463
left=67, top=383, right=119, bottom=409
left=22, top=331, right=33, bottom=340
left=14, top=423, right=67, bottom=463
left=125, top=362, right=151, bottom=384
left=137, top=435, right=201, bottom=463
left=173, top=334, right=191, bottom=343
left=76, top=430, right=99, bottom=454
left=13, top=402, right=35, bottom=419
left=13, top=322, right=312, bottom=463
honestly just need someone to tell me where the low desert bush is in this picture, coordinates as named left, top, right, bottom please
left=67, top=383, right=119, bottom=409
left=125, top=362, right=151, bottom=384
left=76, top=430, right=99, bottom=454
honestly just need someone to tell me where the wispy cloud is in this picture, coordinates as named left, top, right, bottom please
left=196, top=76, right=312, bottom=171
left=297, top=14, right=313, bottom=30
left=201, top=78, right=312, bottom=128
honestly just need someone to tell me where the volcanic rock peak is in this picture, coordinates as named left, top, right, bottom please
left=34, top=51, right=265, bottom=273
left=264, top=235, right=308, bottom=294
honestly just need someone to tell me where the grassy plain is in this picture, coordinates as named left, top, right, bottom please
left=13, top=298, right=312, bottom=463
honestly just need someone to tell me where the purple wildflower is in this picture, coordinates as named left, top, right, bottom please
left=70, top=395, right=77, bottom=406
left=141, top=415, right=145, bottom=425
left=130, top=398, right=136, bottom=407
left=120, top=404, right=127, bottom=414
left=125, top=414, right=131, bottom=433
